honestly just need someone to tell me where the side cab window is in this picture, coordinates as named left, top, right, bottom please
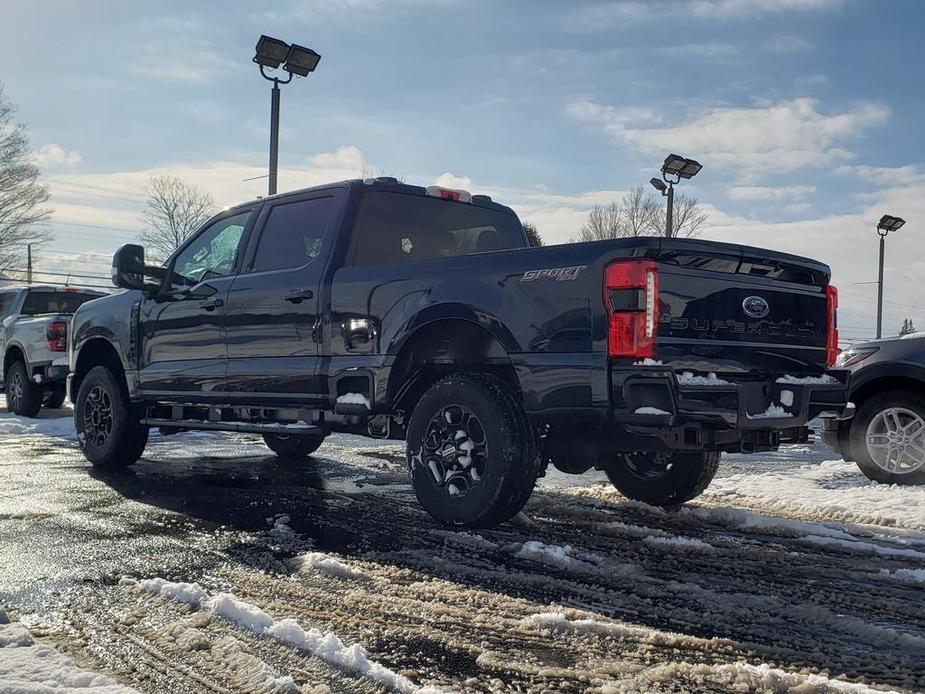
left=0, top=292, right=16, bottom=321
left=248, top=196, right=335, bottom=273
left=166, top=210, right=253, bottom=292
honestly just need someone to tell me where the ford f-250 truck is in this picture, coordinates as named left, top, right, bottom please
left=69, top=178, right=849, bottom=527
left=1, top=285, right=104, bottom=416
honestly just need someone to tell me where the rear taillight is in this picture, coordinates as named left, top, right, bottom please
left=604, top=259, right=660, bottom=359
left=46, top=320, right=67, bottom=352
left=825, top=284, right=838, bottom=367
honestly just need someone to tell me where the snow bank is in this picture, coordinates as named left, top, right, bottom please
left=642, top=535, right=713, bottom=551
left=514, top=541, right=579, bottom=569
left=131, top=578, right=443, bottom=693
left=0, top=400, right=76, bottom=440
left=0, top=620, right=137, bottom=693
left=702, top=460, right=925, bottom=531
left=290, top=552, right=365, bottom=580
left=880, top=568, right=925, bottom=585
left=677, top=371, right=731, bottom=386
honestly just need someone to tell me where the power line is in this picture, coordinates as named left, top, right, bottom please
left=51, top=220, right=142, bottom=235
left=51, top=187, right=146, bottom=205
left=0, top=266, right=110, bottom=280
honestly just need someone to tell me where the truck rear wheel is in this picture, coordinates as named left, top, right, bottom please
left=4, top=361, right=43, bottom=418
left=262, top=433, right=326, bottom=459
left=406, top=374, right=540, bottom=528
left=75, top=365, right=148, bottom=469
left=604, top=450, right=720, bottom=506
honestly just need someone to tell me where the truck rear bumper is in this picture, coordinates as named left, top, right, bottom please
left=609, top=366, right=851, bottom=453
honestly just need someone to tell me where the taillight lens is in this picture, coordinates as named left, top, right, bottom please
left=825, top=285, right=839, bottom=367
left=604, top=259, right=660, bottom=359
left=46, top=320, right=67, bottom=352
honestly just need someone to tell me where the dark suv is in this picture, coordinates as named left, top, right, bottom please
left=822, top=335, right=925, bottom=484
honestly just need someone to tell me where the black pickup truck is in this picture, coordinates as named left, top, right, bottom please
left=69, top=178, right=849, bottom=527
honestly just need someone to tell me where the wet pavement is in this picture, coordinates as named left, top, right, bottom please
left=1, top=404, right=923, bottom=693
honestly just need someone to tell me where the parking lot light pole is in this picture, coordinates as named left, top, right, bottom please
left=253, top=35, right=321, bottom=196
left=875, top=214, right=906, bottom=339
left=653, top=154, right=702, bottom=238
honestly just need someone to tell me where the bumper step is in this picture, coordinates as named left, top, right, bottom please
left=141, top=418, right=323, bottom=436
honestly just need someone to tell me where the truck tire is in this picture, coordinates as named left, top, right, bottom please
left=75, top=365, right=148, bottom=469
left=406, top=374, right=540, bottom=528
left=44, top=386, right=67, bottom=409
left=604, top=450, right=720, bottom=506
left=262, top=433, right=326, bottom=459
left=850, top=389, right=925, bottom=485
left=4, top=360, right=43, bottom=418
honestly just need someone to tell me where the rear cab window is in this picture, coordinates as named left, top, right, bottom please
left=251, top=196, right=334, bottom=273
left=20, top=290, right=101, bottom=315
left=351, top=191, right=526, bottom=267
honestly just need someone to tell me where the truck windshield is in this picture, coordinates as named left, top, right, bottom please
left=352, top=191, right=526, bottom=267
left=20, top=290, right=101, bottom=315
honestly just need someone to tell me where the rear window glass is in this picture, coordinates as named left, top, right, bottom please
left=20, top=291, right=100, bottom=315
left=351, top=191, right=525, bottom=267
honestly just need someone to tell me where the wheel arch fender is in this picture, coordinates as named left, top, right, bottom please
left=849, top=362, right=925, bottom=407
left=72, top=334, right=133, bottom=402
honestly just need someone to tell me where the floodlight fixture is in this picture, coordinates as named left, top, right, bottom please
left=650, top=177, right=667, bottom=194
left=284, top=44, right=321, bottom=76
left=661, top=153, right=702, bottom=180
left=254, top=35, right=291, bottom=69
left=877, top=214, right=906, bottom=234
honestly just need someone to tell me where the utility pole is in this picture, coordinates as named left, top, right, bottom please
left=26, top=244, right=32, bottom=285
left=665, top=183, right=675, bottom=238
left=268, top=79, right=281, bottom=196
left=876, top=234, right=885, bottom=339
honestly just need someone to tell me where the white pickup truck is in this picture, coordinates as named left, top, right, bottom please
left=1, top=285, right=104, bottom=417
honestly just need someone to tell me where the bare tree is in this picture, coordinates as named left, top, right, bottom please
left=578, top=201, right=622, bottom=241
left=522, top=222, right=543, bottom=247
left=577, top=186, right=707, bottom=242
left=0, top=84, right=52, bottom=275
left=140, top=174, right=215, bottom=260
left=648, top=191, right=708, bottom=238
left=621, top=186, right=659, bottom=237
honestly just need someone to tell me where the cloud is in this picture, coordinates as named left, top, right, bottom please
left=433, top=172, right=473, bottom=189
left=568, top=97, right=890, bottom=176
left=34, top=144, right=82, bottom=169
left=660, top=43, right=738, bottom=57
left=837, top=164, right=925, bottom=187
left=727, top=185, right=815, bottom=201
left=307, top=145, right=367, bottom=172
left=764, top=36, right=814, bottom=53
left=577, top=0, right=844, bottom=24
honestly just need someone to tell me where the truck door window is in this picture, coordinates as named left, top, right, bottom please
left=169, top=211, right=251, bottom=290
left=0, top=293, right=15, bottom=319
left=351, top=191, right=525, bottom=267
left=251, top=197, right=334, bottom=272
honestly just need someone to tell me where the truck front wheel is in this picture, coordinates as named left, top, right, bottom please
left=75, top=366, right=148, bottom=468
left=406, top=374, right=540, bottom=528
left=604, top=450, right=720, bottom=506
left=4, top=361, right=43, bottom=418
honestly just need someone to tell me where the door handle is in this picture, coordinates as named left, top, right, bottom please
left=200, top=298, right=224, bottom=311
left=284, top=288, right=314, bottom=304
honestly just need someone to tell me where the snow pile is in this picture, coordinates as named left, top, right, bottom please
left=130, top=578, right=442, bottom=694
left=514, top=541, right=579, bottom=569
left=267, top=514, right=295, bottom=541
left=336, top=393, right=371, bottom=409
left=676, top=371, right=731, bottom=386
left=290, top=552, right=365, bottom=580
left=776, top=374, right=838, bottom=385
left=642, top=535, right=713, bottom=551
left=0, top=404, right=76, bottom=440
left=0, top=619, right=137, bottom=693
left=880, top=568, right=925, bottom=585
left=801, top=535, right=925, bottom=560
left=746, top=403, right=792, bottom=419
left=633, top=358, right=663, bottom=366
left=702, top=459, right=925, bottom=530
left=634, top=406, right=671, bottom=415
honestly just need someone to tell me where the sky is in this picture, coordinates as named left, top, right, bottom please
left=2, top=0, right=925, bottom=343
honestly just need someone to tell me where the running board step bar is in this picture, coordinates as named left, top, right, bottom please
left=141, top=418, right=323, bottom=436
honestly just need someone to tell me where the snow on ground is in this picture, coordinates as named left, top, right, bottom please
left=702, top=459, right=925, bottom=531
left=0, top=611, right=138, bottom=693
left=126, top=578, right=443, bottom=694
left=0, top=395, right=76, bottom=439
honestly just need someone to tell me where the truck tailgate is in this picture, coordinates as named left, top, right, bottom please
left=653, top=241, right=834, bottom=375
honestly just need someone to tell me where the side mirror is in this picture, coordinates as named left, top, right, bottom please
left=112, top=244, right=146, bottom=290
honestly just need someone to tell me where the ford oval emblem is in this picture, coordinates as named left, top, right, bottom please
left=742, top=295, right=770, bottom=319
